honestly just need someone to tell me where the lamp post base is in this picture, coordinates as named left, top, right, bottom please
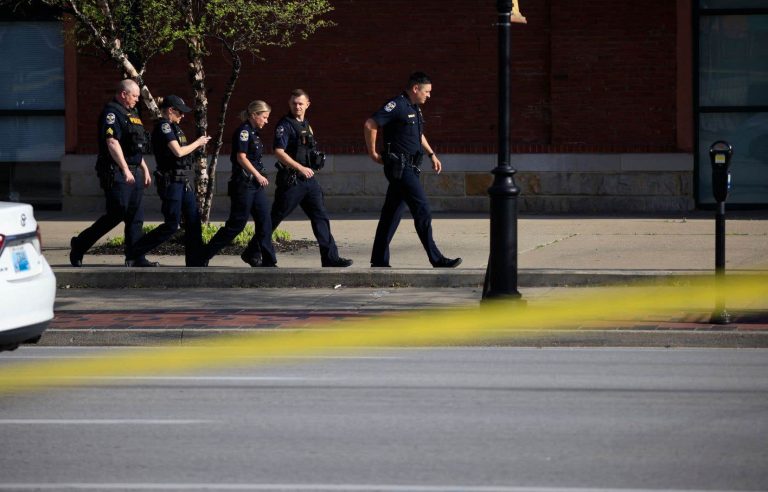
left=481, top=259, right=525, bottom=304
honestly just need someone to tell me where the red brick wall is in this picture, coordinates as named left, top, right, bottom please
left=72, top=0, right=680, bottom=155
left=549, top=1, right=678, bottom=150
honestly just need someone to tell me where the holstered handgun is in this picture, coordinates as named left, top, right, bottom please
left=412, top=151, right=424, bottom=170
left=275, top=162, right=298, bottom=187
left=383, top=152, right=406, bottom=181
left=95, top=156, right=114, bottom=190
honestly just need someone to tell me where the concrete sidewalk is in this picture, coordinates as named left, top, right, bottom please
left=38, top=210, right=768, bottom=288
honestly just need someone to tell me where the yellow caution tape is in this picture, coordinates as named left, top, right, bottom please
left=0, top=275, right=766, bottom=395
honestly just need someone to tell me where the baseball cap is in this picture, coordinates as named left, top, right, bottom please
left=160, top=95, right=192, bottom=113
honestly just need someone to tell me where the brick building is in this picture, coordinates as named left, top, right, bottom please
left=2, top=0, right=766, bottom=212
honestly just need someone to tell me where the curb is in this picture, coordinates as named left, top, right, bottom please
left=53, top=267, right=768, bottom=289
left=37, top=328, right=768, bottom=349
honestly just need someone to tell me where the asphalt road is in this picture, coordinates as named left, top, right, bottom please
left=1, top=347, right=767, bottom=491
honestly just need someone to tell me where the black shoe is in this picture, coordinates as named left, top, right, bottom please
left=432, top=257, right=462, bottom=268
left=240, top=252, right=262, bottom=267
left=69, top=237, right=83, bottom=267
left=323, top=257, right=353, bottom=267
left=370, top=262, right=391, bottom=268
left=125, top=258, right=160, bottom=267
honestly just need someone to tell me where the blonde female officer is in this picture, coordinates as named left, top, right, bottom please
left=204, top=100, right=277, bottom=267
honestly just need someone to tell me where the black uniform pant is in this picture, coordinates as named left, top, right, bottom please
left=270, top=178, right=340, bottom=265
left=371, top=164, right=444, bottom=266
left=72, top=166, right=147, bottom=260
left=128, top=179, right=204, bottom=266
left=205, top=178, right=276, bottom=265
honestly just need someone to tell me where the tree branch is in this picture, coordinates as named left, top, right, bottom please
left=202, top=36, right=241, bottom=222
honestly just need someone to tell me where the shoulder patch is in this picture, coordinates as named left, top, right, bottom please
left=384, top=101, right=397, bottom=112
left=276, top=125, right=285, bottom=138
left=240, top=130, right=250, bottom=142
left=106, top=113, right=116, bottom=125
left=161, top=123, right=172, bottom=134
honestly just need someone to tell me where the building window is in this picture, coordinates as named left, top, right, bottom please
left=0, top=21, right=64, bottom=209
left=695, top=5, right=768, bottom=206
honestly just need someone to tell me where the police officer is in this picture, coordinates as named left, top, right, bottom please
left=204, top=100, right=277, bottom=267
left=126, top=95, right=211, bottom=266
left=363, top=72, right=461, bottom=268
left=270, top=89, right=352, bottom=267
left=70, top=79, right=156, bottom=267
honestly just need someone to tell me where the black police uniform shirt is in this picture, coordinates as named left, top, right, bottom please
left=274, top=116, right=312, bottom=164
left=98, top=99, right=145, bottom=166
left=370, top=92, right=424, bottom=155
left=231, top=120, right=265, bottom=172
left=152, top=117, right=188, bottom=172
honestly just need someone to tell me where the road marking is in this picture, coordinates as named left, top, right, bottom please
left=2, top=354, right=402, bottom=360
left=0, top=419, right=211, bottom=425
left=0, top=483, right=748, bottom=491
left=78, top=376, right=315, bottom=381
left=0, top=375, right=322, bottom=383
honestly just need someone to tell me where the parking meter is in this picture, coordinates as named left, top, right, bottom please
left=709, top=140, right=733, bottom=203
left=708, top=140, right=733, bottom=324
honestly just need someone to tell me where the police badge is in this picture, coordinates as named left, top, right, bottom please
left=106, top=113, right=116, bottom=125
left=384, top=101, right=396, bottom=112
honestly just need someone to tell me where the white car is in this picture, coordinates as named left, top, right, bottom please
left=0, top=202, right=56, bottom=351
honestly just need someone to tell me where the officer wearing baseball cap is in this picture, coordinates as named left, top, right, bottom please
left=127, top=94, right=211, bottom=266
left=160, top=94, right=192, bottom=113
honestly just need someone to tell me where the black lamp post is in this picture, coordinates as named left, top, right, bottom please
left=482, top=0, right=523, bottom=301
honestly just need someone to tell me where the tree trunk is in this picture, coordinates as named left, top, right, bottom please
left=202, top=43, right=242, bottom=223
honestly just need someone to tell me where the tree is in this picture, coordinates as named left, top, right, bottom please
left=15, top=0, right=333, bottom=220
left=181, top=0, right=334, bottom=220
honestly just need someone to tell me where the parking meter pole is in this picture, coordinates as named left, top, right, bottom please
left=482, top=0, right=523, bottom=302
left=715, top=201, right=725, bottom=273
left=711, top=200, right=731, bottom=324
left=708, top=140, right=733, bottom=325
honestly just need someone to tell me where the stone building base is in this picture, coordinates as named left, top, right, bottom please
left=61, top=153, right=694, bottom=215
